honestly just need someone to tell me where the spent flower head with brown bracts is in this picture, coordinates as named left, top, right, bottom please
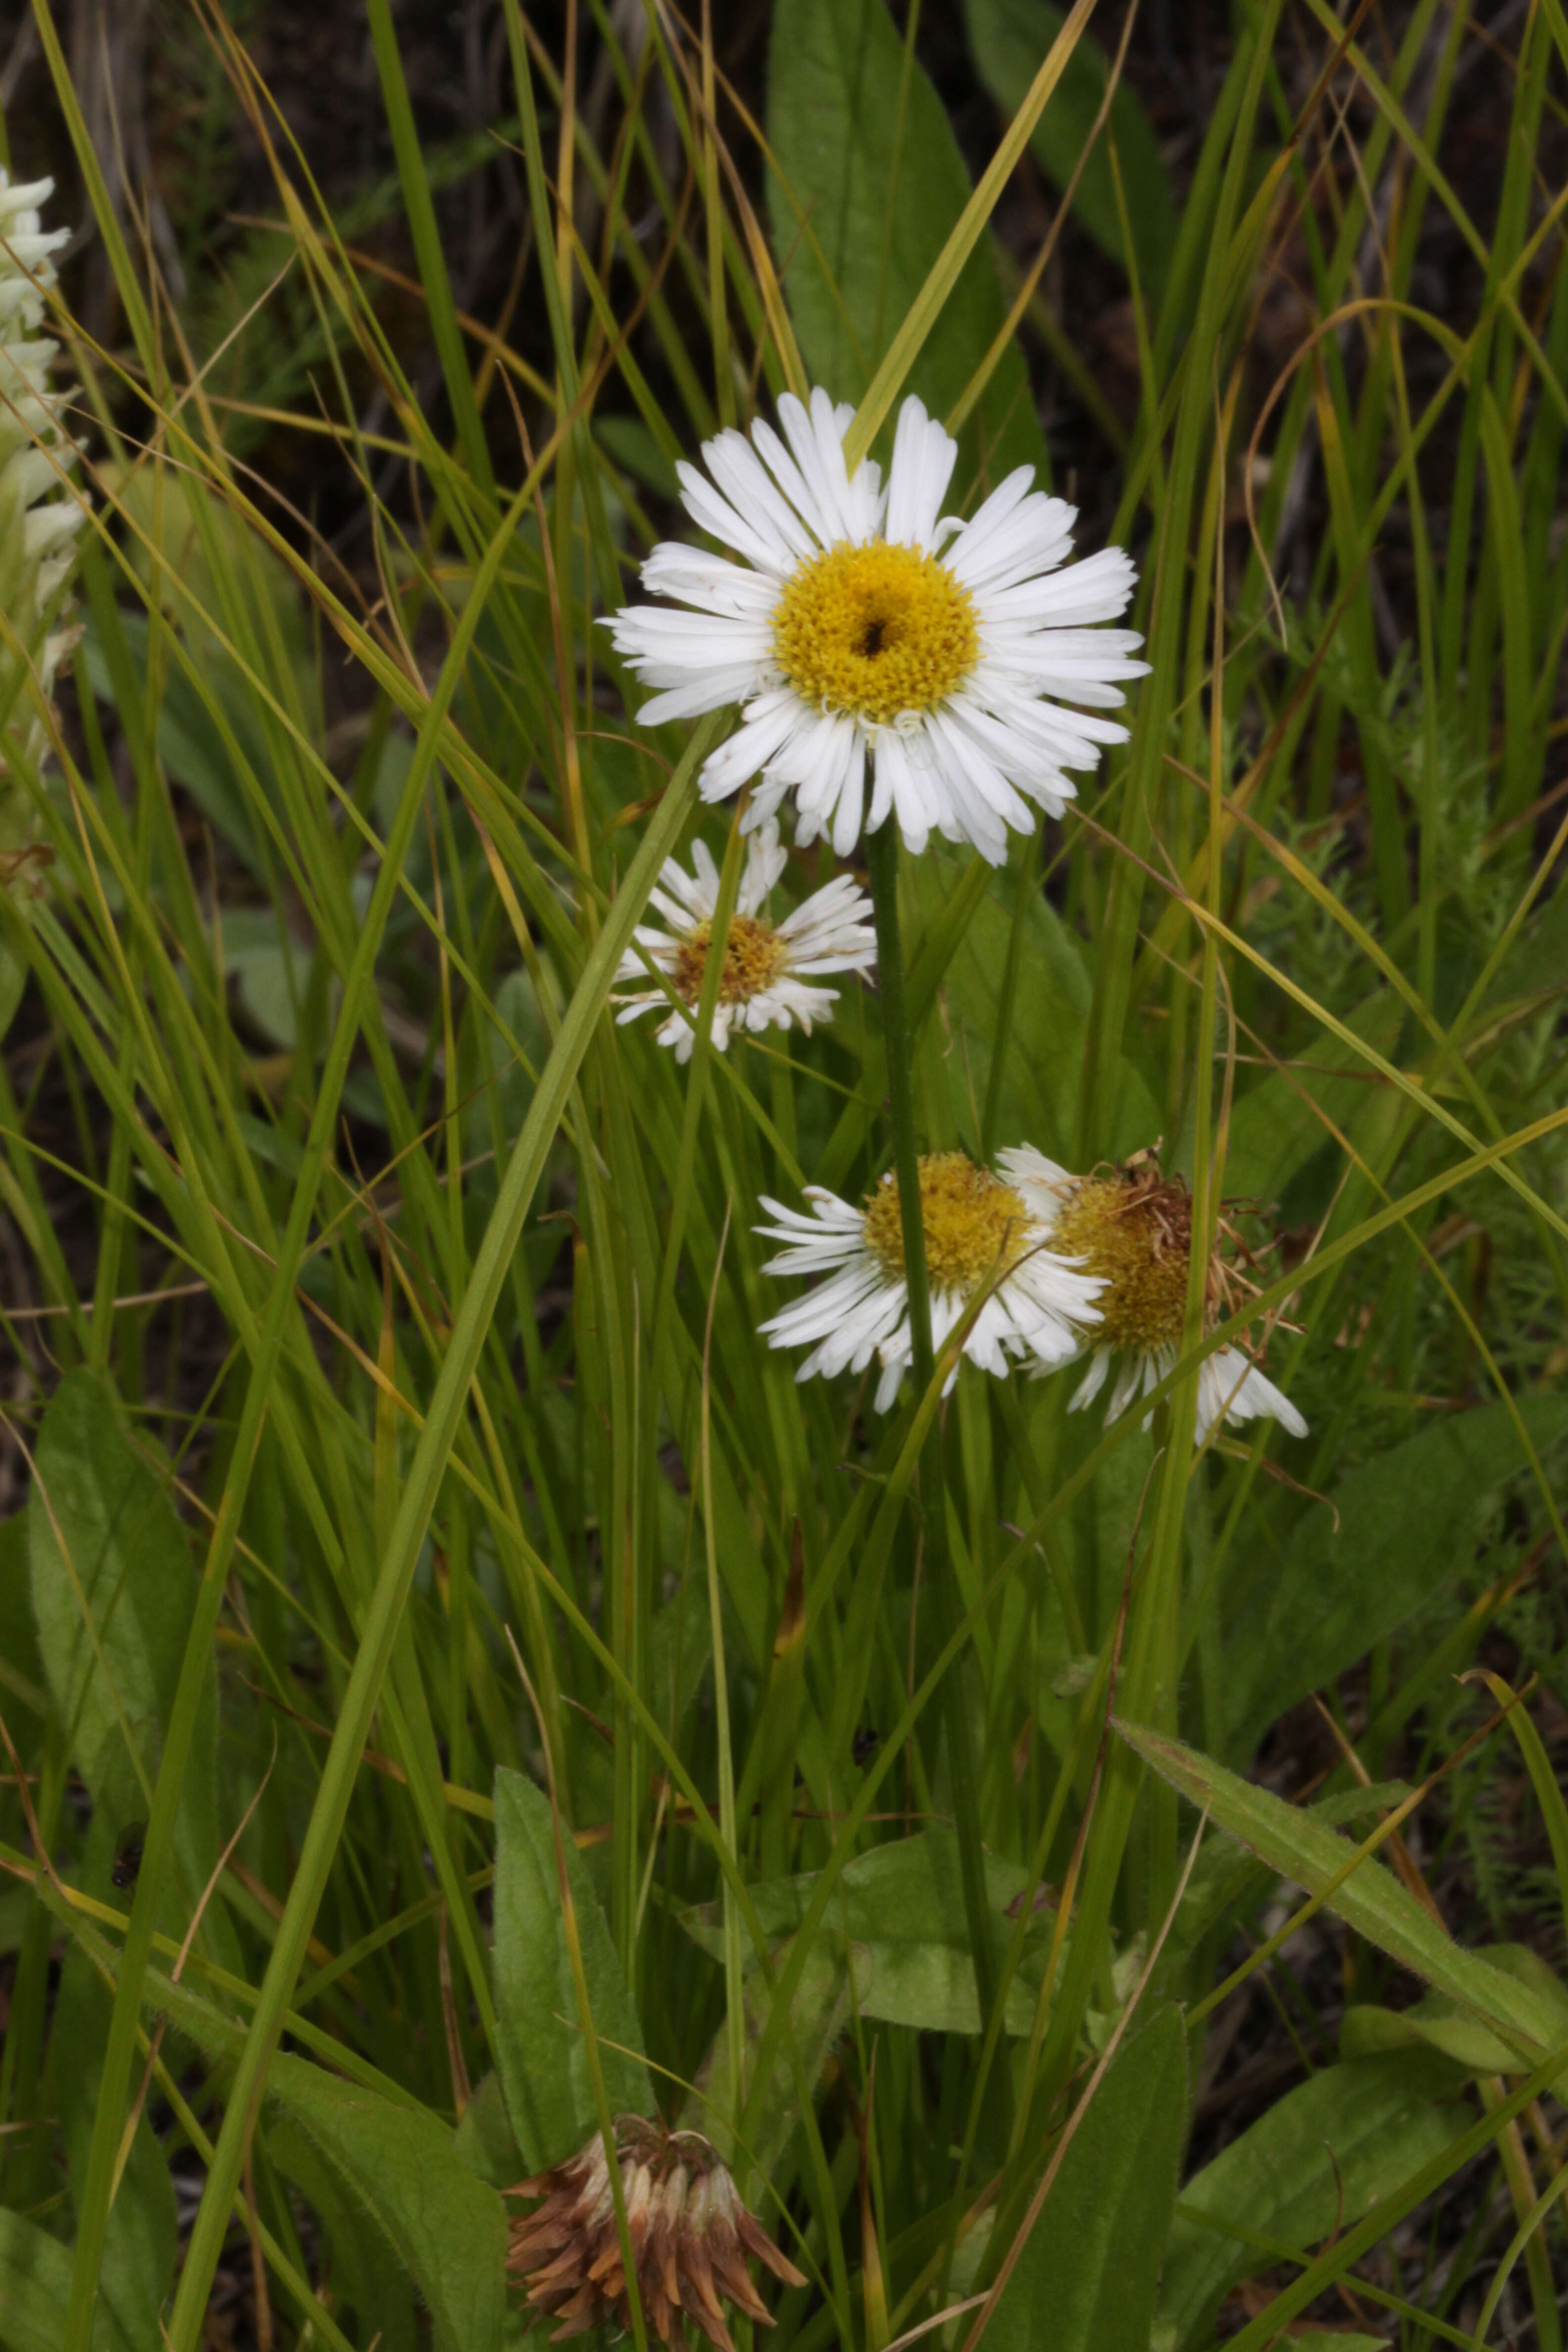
left=757, top=1148, right=1105, bottom=1412
left=505, top=2115, right=806, bottom=2350
left=999, top=1145, right=1308, bottom=1445
left=605, top=386, right=1146, bottom=866
left=613, top=817, right=875, bottom=1062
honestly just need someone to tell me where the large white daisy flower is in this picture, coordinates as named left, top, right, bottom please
left=605, top=387, right=1146, bottom=865
left=614, top=817, right=874, bottom=1061
left=756, top=1149, right=1104, bottom=1413
left=997, top=1146, right=1308, bottom=1447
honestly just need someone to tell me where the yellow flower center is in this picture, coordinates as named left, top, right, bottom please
left=862, top=1151, right=1030, bottom=1295
left=1051, top=1173, right=1200, bottom=1351
left=773, top=541, right=980, bottom=726
left=673, top=914, right=786, bottom=1006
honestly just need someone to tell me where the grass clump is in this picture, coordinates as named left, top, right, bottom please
left=0, top=4, right=1566, bottom=2350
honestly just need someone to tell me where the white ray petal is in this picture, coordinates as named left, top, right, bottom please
left=884, top=395, right=959, bottom=552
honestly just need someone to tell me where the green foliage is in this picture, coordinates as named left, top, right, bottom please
left=987, top=2006, right=1187, bottom=2352
left=264, top=2056, right=509, bottom=2352
left=1343, top=1948, right=1568, bottom=2084
left=1290, top=2339, right=1390, bottom=2352
left=682, top=1827, right=1068, bottom=2035
left=1216, top=1391, right=1568, bottom=1760
left=1159, top=2051, right=1469, bottom=2349
left=0, top=2210, right=98, bottom=2352
left=905, top=851, right=1160, bottom=1161
left=963, top=0, right=1178, bottom=298
left=49, top=1948, right=177, bottom=2350
left=1, top=1, right=1566, bottom=2347
left=491, top=1765, right=654, bottom=2171
left=1121, top=1720, right=1568, bottom=2064
left=767, top=0, right=1047, bottom=482
left=265, top=2121, right=420, bottom=2352
left=29, top=1370, right=222, bottom=1922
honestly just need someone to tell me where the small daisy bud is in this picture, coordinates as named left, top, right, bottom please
left=506, top=2116, right=806, bottom=2349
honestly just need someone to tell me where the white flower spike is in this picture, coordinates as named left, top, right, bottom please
left=0, top=171, right=84, bottom=805
left=997, top=1146, right=1308, bottom=1448
left=614, top=817, right=875, bottom=1061
left=756, top=1150, right=1104, bottom=1413
left=606, top=388, right=1146, bottom=866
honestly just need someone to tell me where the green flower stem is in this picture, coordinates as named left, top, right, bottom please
left=864, top=821, right=1006, bottom=2137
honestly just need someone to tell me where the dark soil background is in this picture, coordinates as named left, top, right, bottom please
left=2, top=0, right=1539, bottom=561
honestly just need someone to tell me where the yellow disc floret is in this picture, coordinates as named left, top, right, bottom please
left=862, top=1152, right=1030, bottom=1295
left=1051, top=1172, right=1200, bottom=1351
left=674, top=914, right=787, bottom=1007
left=773, top=541, right=980, bottom=726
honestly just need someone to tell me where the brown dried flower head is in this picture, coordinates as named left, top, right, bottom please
left=506, top=2114, right=807, bottom=2349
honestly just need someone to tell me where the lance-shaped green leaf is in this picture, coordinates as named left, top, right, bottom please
left=1342, top=1943, right=1568, bottom=2085
left=1159, top=2050, right=1470, bottom=2350
left=492, top=1766, right=653, bottom=2172
left=686, top=1937, right=849, bottom=2183
left=985, top=2005, right=1187, bottom=2352
left=45, top=1902, right=500, bottom=2352
left=679, top=1828, right=1066, bottom=2036
left=0, top=2209, right=132, bottom=2352
left=265, top=2053, right=507, bottom=2352
left=30, top=1368, right=222, bottom=1914
left=1116, top=1719, right=1568, bottom=2064
left=266, top=2120, right=419, bottom=2352
left=29, top=1372, right=226, bottom=2347
left=964, top=0, right=1179, bottom=298
left=1221, top=989, right=1404, bottom=1209
left=904, top=851, right=1160, bottom=1165
left=767, top=0, right=1047, bottom=483
left=1217, top=1391, right=1568, bottom=1762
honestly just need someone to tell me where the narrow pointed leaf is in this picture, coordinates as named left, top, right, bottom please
left=491, top=1766, right=653, bottom=2172
left=1116, top=1718, right=1568, bottom=2063
left=985, top=2005, right=1187, bottom=2352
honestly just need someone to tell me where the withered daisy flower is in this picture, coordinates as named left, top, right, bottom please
left=757, top=1149, right=1104, bottom=1412
left=614, top=817, right=874, bottom=1061
left=506, top=2115, right=806, bottom=2349
left=999, top=1146, right=1307, bottom=1445
left=605, top=387, right=1145, bottom=865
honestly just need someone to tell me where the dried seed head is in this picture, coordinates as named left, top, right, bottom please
left=1050, top=1167, right=1203, bottom=1351
left=1049, top=1158, right=1279, bottom=1355
left=506, top=2116, right=806, bottom=2349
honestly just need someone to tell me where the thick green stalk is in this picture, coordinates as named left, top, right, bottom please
left=863, top=821, right=1006, bottom=2141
